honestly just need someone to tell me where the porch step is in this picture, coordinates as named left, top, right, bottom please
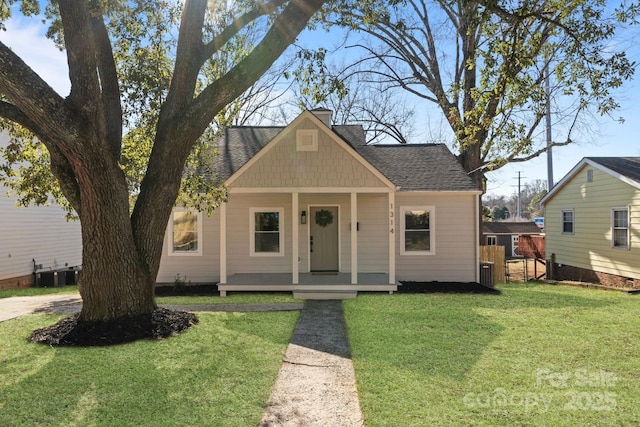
left=217, top=276, right=398, bottom=297
left=293, top=290, right=358, bottom=300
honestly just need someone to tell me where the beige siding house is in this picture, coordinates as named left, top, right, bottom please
left=157, top=110, right=482, bottom=297
left=0, top=133, right=82, bottom=290
left=541, top=157, right=640, bottom=289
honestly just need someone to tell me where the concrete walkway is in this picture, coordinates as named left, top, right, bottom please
left=260, top=300, right=364, bottom=426
left=0, top=293, right=304, bottom=321
left=0, top=293, right=82, bottom=322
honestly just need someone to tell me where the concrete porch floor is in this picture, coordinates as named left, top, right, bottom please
left=218, top=273, right=397, bottom=299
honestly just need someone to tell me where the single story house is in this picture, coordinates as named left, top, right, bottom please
left=0, top=133, right=82, bottom=290
left=157, top=109, right=482, bottom=297
left=482, top=221, right=544, bottom=257
left=541, top=157, right=640, bottom=289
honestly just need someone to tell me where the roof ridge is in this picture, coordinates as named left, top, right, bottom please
left=227, top=125, right=285, bottom=129
left=366, top=143, right=447, bottom=147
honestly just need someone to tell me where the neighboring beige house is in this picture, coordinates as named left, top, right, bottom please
left=0, top=133, right=82, bottom=290
left=157, top=109, right=482, bottom=297
left=541, top=157, right=640, bottom=289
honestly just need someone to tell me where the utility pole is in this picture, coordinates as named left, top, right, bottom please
left=514, top=171, right=524, bottom=219
left=545, top=58, right=554, bottom=192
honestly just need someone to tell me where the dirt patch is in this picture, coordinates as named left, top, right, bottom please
left=27, top=307, right=198, bottom=346
left=506, top=258, right=546, bottom=282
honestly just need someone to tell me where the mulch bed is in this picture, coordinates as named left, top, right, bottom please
left=27, top=307, right=198, bottom=347
left=27, top=282, right=497, bottom=346
left=155, top=284, right=219, bottom=296
left=156, top=283, right=501, bottom=295
left=397, top=281, right=501, bottom=294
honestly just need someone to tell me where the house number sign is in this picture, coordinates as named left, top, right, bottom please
left=389, top=202, right=394, bottom=234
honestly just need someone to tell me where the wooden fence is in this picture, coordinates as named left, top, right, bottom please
left=480, top=246, right=506, bottom=284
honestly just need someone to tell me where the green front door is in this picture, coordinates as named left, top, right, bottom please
left=310, top=206, right=339, bottom=272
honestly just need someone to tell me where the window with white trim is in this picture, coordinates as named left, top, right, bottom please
left=250, top=208, right=284, bottom=256
left=612, top=207, right=630, bottom=249
left=168, top=210, right=202, bottom=256
left=486, top=235, right=497, bottom=246
left=561, top=209, right=574, bottom=234
left=401, top=206, right=434, bottom=255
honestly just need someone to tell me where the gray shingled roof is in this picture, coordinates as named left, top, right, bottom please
left=483, top=222, right=543, bottom=235
left=211, top=124, right=479, bottom=192
left=586, top=157, right=640, bottom=183
left=212, top=127, right=283, bottom=182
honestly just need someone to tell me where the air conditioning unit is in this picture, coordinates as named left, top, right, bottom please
left=36, top=271, right=56, bottom=288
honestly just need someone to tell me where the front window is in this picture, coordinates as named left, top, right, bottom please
left=401, top=206, right=434, bottom=255
left=612, top=208, right=630, bottom=249
left=250, top=208, right=284, bottom=256
left=562, top=209, right=574, bottom=234
left=169, top=210, right=202, bottom=256
left=487, top=235, right=497, bottom=246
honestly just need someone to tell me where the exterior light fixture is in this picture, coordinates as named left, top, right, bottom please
left=301, top=210, right=307, bottom=224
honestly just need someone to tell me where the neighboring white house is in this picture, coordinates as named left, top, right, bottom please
left=157, top=109, right=482, bottom=297
left=0, top=133, right=82, bottom=290
left=541, top=157, right=640, bottom=289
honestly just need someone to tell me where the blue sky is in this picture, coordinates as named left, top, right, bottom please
left=2, top=7, right=639, bottom=199
left=300, top=18, right=640, bottom=199
left=486, top=98, right=640, bottom=198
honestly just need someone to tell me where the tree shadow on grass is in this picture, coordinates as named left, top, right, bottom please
left=345, top=284, right=616, bottom=384
left=1, top=312, right=296, bottom=426
left=346, top=297, right=502, bottom=382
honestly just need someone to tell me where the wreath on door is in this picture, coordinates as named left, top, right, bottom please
left=315, top=209, right=334, bottom=228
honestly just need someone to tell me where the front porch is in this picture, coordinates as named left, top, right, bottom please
left=218, top=273, right=398, bottom=299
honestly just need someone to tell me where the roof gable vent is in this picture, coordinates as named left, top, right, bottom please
left=296, top=129, right=318, bottom=151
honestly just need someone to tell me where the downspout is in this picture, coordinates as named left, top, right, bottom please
left=475, top=193, right=481, bottom=283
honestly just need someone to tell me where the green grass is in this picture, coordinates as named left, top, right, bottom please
left=0, top=285, right=79, bottom=298
left=0, top=310, right=298, bottom=426
left=344, top=283, right=640, bottom=426
left=6, top=283, right=637, bottom=425
left=157, top=292, right=297, bottom=305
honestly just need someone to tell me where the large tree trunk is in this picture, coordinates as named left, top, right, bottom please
left=458, top=142, right=486, bottom=246
left=78, top=216, right=157, bottom=321
left=73, top=139, right=159, bottom=322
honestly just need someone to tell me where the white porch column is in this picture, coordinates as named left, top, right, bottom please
left=292, top=192, right=299, bottom=285
left=351, top=192, right=358, bottom=284
left=388, top=192, right=396, bottom=284
left=219, top=202, right=227, bottom=284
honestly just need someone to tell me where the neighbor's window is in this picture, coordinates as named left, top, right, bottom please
left=612, top=207, right=630, bottom=249
left=250, top=208, right=284, bottom=256
left=561, top=209, right=574, bottom=234
left=487, top=236, right=497, bottom=246
left=169, top=210, right=202, bottom=256
left=401, top=206, right=434, bottom=255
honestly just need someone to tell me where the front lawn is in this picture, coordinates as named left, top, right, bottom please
left=0, top=309, right=297, bottom=426
left=344, top=283, right=640, bottom=426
